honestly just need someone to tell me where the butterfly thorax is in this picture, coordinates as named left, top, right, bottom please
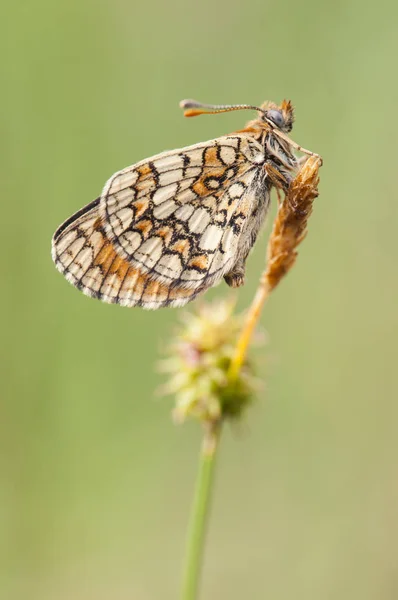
left=239, top=108, right=298, bottom=178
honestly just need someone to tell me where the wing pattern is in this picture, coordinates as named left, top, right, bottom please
left=52, top=135, right=268, bottom=308
left=52, top=200, right=206, bottom=308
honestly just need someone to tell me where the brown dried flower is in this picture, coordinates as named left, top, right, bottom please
left=265, top=155, right=321, bottom=292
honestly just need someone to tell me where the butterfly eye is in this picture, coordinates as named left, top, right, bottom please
left=266, top=110, right=284, bottom=128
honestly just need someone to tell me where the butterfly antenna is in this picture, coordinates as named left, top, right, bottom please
left=180, top=99, right=267, bottom=118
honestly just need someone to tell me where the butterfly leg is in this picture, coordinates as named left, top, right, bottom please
left=296, top=155, right=309, bottom=168
left=224, top=226, right=261, bottom=288
left=274, top=130, right=323, bottom=164
left=264, top=159, right=291, bottom=193
left=224, top=260, right=246, bottom=288
left=224, top=178, right=274, bottom=289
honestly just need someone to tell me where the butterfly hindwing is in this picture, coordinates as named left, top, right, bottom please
left=52, top=201, right=207, bottom=308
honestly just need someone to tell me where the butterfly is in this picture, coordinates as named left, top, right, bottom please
left=52, top=98, right=319, bottom=309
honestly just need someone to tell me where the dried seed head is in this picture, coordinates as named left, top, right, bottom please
left=265, top=155, right=321, bottom=291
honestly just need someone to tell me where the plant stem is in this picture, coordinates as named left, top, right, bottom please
left=181, top=422, right=222, bottom=600
left=229, top=274, right=271, bottom=381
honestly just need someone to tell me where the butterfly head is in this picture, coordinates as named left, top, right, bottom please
left=260, top=100, right=294, bottom=133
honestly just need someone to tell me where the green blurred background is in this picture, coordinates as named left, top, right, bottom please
left=2, top=0, right=398, bottom=598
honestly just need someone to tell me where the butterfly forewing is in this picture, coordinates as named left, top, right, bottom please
left=99, top=135, right=265, bottom=288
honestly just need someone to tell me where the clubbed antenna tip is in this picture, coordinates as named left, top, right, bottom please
left=179, top=98, right=265, bottom=118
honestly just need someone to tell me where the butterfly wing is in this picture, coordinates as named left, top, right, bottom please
left=99, top=135, right=266, bottom=291
left=52, top=134, right=268, bottom=308
left=52, top=200, right=206, bottom=308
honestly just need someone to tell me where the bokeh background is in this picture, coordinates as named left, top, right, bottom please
left=2, top=0, right=398, bottom=598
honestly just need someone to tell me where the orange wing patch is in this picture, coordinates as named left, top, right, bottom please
left=188, top=254, right=209, bottom=270
left=133, top=199, right=150, bottom=219
left=135, top=164, right=157, bottom=194
left=171, top=238, right=192, bottom=260
left=192, top=179, right=209, bottom=198
left=135, top=219, right=153, bottom=238
left=156, top=226, right=174, bottom=245
left=137, top=164, right=153, bottom=178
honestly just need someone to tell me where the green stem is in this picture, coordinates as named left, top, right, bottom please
left=181, top=422, right=222, bottom=600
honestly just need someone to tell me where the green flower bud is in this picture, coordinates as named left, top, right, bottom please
left=161, top=299, right=260, bottom=426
